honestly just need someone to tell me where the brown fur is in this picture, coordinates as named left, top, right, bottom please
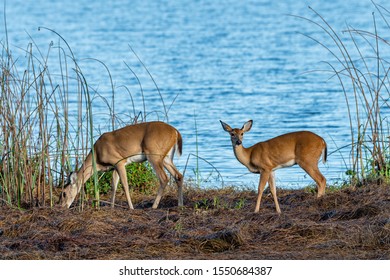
left=221, top=120, right=327, bottom=214
left=60, top=121, right=183, bottom=209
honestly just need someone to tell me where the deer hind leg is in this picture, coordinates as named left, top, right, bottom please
left=110, top=170, right=120, bottom=208
left=163, top=156, right=184, bottom=207
left=255, top=171, right=270, bottom=213
left=298, top=161, right=326, bottom=198
left=268, top=172, right=281, bottom=214
left=115, top=162, right=134, bottom=209
left=148, top=157, right=169, bottom=209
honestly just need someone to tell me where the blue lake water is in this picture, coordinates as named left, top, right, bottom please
left=2, top=0, right=389, bottom=188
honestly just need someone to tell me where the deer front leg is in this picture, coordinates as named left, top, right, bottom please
left=268, top=172, right=281, bottom=214
left=254, top=171, right=270, bottom=213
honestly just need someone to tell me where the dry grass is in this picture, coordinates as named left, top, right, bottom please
left=0, top=184, right=389, bottom=260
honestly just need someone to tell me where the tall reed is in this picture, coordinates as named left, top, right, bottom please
left=0, top=23, right=169, bottom=208
left=296, top=3, right=390, bottom=185
left=0, top=28, right=90, bottom=207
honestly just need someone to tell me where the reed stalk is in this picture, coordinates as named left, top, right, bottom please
left=0, top=21, right=170, bottom=208
left=296, top=3, right=390, bottom=186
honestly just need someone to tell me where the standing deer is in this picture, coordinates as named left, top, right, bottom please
left=220, top=120, right=327, bottom=214
left=60, top=121, right=183, bottom=209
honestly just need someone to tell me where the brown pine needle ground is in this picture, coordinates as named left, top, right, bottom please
left=0, top=184, right=389, bottom=259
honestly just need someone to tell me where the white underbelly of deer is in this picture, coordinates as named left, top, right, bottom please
left=126, top=154, right=147, bottom=164
left=273, top=159, right=296, bottom=171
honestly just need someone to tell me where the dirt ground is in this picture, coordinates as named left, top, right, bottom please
left=0, top=184, right=389, bottom=260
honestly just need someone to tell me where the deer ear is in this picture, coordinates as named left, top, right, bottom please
left=242, top=120, right=253, bottom=132
left=220, top=120, right=232, bottom=132
left=69, top=172, right=78, bottom=185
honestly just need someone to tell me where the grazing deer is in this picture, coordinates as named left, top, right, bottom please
left=220, top=120, right=327, bottom=214
left=60, top=121, right=183, bottom=209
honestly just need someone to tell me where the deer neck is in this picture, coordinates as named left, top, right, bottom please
left=76, top=152, right=95, bottom=191
left=232, top=144, right=252, bottom=169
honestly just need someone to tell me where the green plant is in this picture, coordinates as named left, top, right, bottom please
left=234, top=198, right=246, bottom=210
left=84, top=162, right=158, bottom=197
left=213, top=196, right=220, bottom=208
left=174, top=219, right=184, bottom=233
